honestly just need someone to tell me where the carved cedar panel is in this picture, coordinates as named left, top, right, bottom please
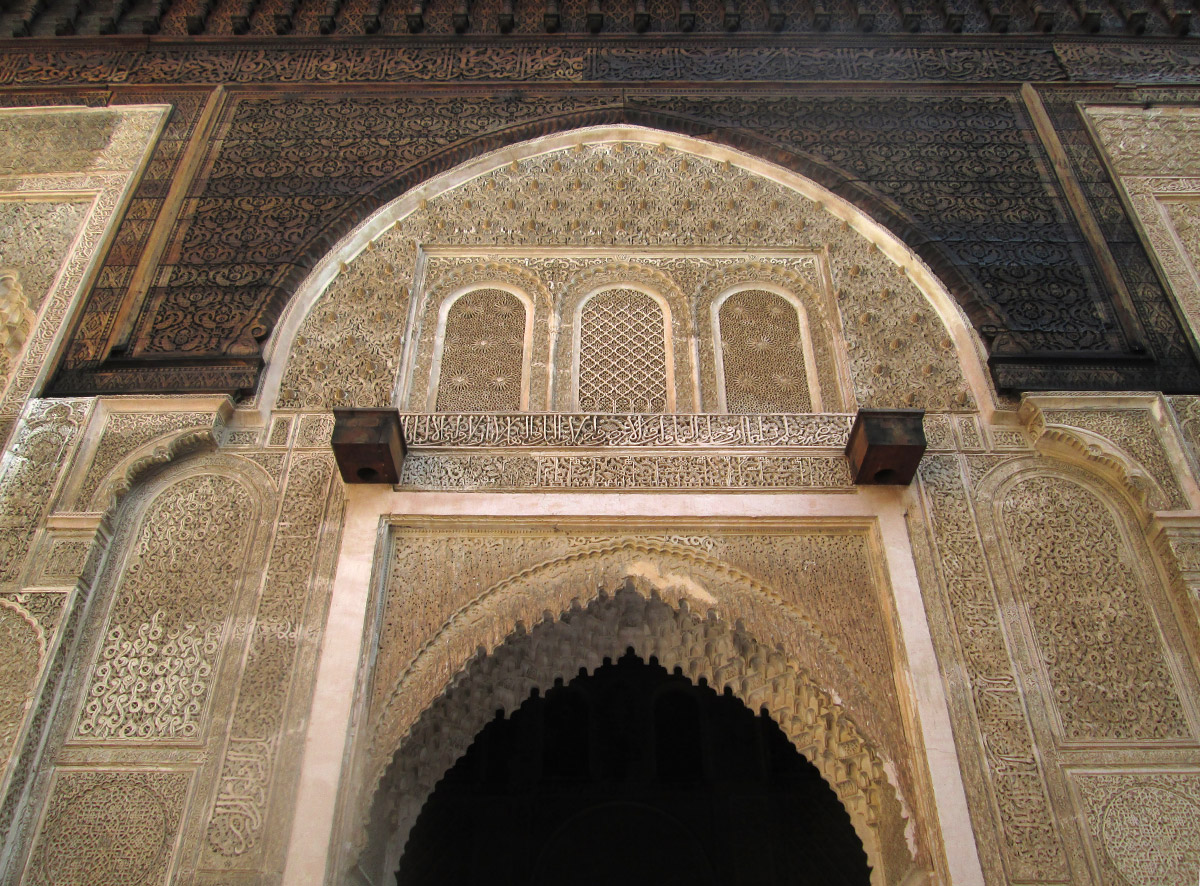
left=997, top=474, right=1192, bottom=743
left=435, top=289, right=527, bottom=412
left=717, top=289, right=812, bottom=413
left=73, top=473, right=257, bottom=742
left=24, top=769, right=189, bottom=886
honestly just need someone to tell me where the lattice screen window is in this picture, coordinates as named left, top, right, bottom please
left=435, top=288, right=527, bottom=411
left=717, top=290, right=813, bottom=413
left=577, top=287, right=669, bottom=413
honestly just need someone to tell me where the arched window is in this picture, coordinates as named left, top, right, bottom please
left=576, top=287, right=671, bottom=412
left=434, top=287, right=529, bottom=412
left=715, top=288, right=818, bottom=413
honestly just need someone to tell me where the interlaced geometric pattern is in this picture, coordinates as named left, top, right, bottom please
left=719, top=290, right=811, bottom=413
left=436, top=289, right=526, bottom=412
left=578, top=288, right=668, bottom=413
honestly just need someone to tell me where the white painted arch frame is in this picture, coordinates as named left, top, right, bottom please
left=569, top=283, right=677, bottom=413
left=710, top=282, right=826, bottom=414
left=254, top=125, right=1000, bottom=422
left=427, top=282, right=537, bottom=412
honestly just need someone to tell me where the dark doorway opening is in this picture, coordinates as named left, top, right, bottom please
left=396, top=650, right=872, bottom=886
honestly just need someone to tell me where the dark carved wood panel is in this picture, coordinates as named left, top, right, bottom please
left=0, top=41, right=1192, bottom=396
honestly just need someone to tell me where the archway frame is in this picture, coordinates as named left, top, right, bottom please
left=280, top=490, right=988, bottom=886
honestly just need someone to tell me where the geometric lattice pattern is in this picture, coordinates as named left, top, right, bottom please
left=578, top=288, right=668, bottom=413
left=436, top=289, right=526, bottom=412
left=718, top=290, right=811, bottom=413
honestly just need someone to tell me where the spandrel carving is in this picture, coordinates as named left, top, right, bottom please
left=279, top=138, right=975, bottom=412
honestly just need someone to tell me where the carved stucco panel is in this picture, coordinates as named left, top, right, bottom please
left=201, top=451, right=341, bottom=875
left=276, top=139, right=975, bottom=413
left=398, top=452, right=853, bottom=491
left=60, top=407, right=231, bottom=514
left=915, top=454, right=1068, bottom=881
left=0, top=399, right=91, bottom=588
left=409, top=259, right=552, bottom=412
left=73, top=472, right=258, bottom=742
left=0, top=199, right=91, bottom=314
left=276, top=238, right=412, bottom=409
left=994, top=472, right=1192, bottom=743
left=1070, top=771, right=1200, bottom=886
left=716, top=288, right=813, bottom=413
left=395, top=411, right=853, bottom=448
left=24, top=768, right=190, bottom=886
left=0, top=601, right=43, bottom=773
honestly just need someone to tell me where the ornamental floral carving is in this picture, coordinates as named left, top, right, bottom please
left=1071, top=771, right=1200, bottom=886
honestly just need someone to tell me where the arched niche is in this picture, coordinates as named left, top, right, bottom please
left=343, top=540, right=935, bottom=886
left=353, top=586, right=920, bottom=886
left=971, top=458, right=1200, bottom=746
left=12, top=452, right=278, bottom=885
left=259, top=126, right=996, bottom=421
left=409, top=261, right=551, bottom=411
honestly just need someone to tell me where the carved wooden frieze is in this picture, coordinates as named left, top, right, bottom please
left=38, top=87, right=1198, bottom=398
